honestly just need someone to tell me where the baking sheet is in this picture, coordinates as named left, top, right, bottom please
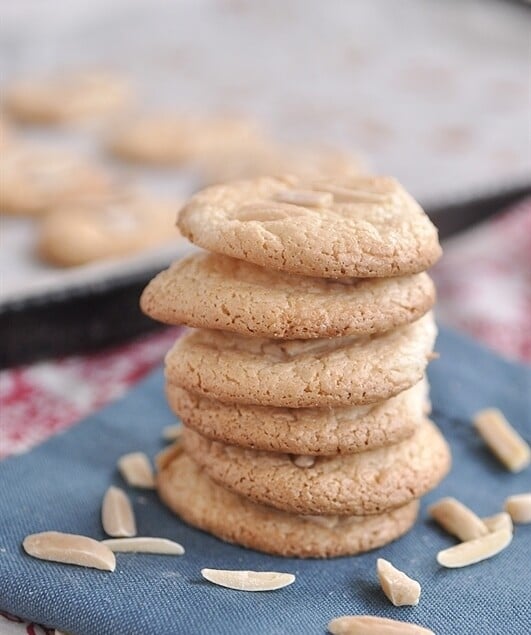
left=1, top=0, right=529, bottom=306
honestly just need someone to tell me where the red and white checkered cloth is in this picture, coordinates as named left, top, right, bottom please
left=1, top=198, right=530, bottom=633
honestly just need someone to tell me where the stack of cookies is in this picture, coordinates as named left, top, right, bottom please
left=141, top=174, right=451, bottom=558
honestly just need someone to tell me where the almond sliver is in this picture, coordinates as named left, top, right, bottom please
left=328, top=615, right=434, bottom=634
left=101, top=537, right=184, bottom=555
left=473, top=408, right=530, bottom=472
left=429, top=497, right=488, bottom=541
left=23, top=531, right=115, bottom=572
left=504, top=493, right=531, bottom=524
left=162, top=424, right=183, bottom=441
left=101, top=486, right=136, bottom=537
left=201, top=568, right=295, bottom=591
left=118, top=452, right=155, bottom=488
left=437, top=528, right=512, bottom=568
left=482, top=512, right=513, bottom=533
left=273, top=189, right=333, bottom=208
left=377, top=558, right=421, bottom=606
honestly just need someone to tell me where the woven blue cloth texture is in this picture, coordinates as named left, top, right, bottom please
left=1, top=326, right=530, bottom=635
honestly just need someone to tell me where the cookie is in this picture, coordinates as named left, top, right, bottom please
left=0, top=116, right=12, bottom=149
left=166, top=379, right=428, bottom=455
left=157, top=450, right=420, bottom=558
left=3, top=71, right=130, bottom=124
left=0, top=145, right=111, bottom=216
left=164, top=312, right=436, bottom=408
left=37, top=190, right=183, bottom=267
left=182, top=418, right=450, bottom=516
left=199, top=140, right=364, bottom=185
left=141, top=252, right=435, bottom=338
left=107, top=114, right=263, bottom=166
left=177, top=175, right=442, bottom=278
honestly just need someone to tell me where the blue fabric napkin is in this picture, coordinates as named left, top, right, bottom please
left=1, top=326, right=530, bottom=635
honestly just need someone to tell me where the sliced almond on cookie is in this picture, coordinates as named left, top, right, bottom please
left=23, top=531, right=116, bottom=571
left=273, top=189, right=333, bottom=208
left=292, top=454, right=316, bottom=468
left=201, top=568, right=295, bottom=591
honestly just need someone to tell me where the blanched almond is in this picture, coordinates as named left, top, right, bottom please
left=328, top=615, right=434, bottom=634
left=201, top=568, right=295, bottom=591
left=473, top=408, right=530, bottom=472
left=23, top=531, right=115, bottom=571
left=162, top=424, right=183, bottom=441
left=101, top=537, right=184, bottom=554
left=274, top=189, right=333, bottom=207
left=504, top=493, right=531, bottom=524
left=482, top=512, right=513, bottom=533
left=292, top=455, right=316, bottom=468
left=101, top=486, right=136, bottom=537
left=437, top=528, right=512, bottom=568
left=429, top=497, right=488, bottom=541
left=377, top=558, right=421, bottom=606
left=117, top=452, right=155, bottom=488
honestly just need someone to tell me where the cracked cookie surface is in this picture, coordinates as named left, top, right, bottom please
left=142, top=251, right=435, bottom=338
left=165, top=312, right=436, bottom=407
left=166, top=379, right=428, bottom=455
left=177, top=175, right=441, bottom=278
left=157, top=451, right=420, bottom=558
left=182, top=419, right=450, bottom=516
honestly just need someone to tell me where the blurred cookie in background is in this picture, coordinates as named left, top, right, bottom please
left=106, top=113, right=264, bottom=167
left=0, top=115, right=13, bottom=148
left=3, top=71, right=132, bottom=125
left=0, top=145, right=112, bottom=216
left=197, top=140, right=365, bottom=185
left=37, top=189, right=183, bottom=267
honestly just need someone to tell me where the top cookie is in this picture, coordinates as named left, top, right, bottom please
left=177, top=175, right=441, bottom=278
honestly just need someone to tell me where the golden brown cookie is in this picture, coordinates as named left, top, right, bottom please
left=141, top=252, right=436, bottom=338
left=164, top=312, right=436, bottom=408
left=3, top=71, right=131, bottom=124
left=107, top=113, right=263, bottom=166
left=37, top=190, right=183, bottom=266
left=177, top=175, right=441, bottom=278
left=0, top=116, right=12, bottom=149
left=182, top=418, right=450, bottom=516
left=166, top=379, right=428, bottom=455
left=157, top=451, right=420, bottom=558
left=0, top=145, right=111, bottom=216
